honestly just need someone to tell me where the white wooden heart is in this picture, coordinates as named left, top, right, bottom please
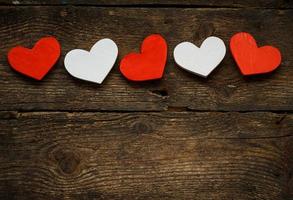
left=64, top=38, right=118, bottom=84
left=174, top=36, right=226, bottom=78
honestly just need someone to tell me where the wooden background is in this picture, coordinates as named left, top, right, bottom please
left=0, top=0, right=292, bottom=199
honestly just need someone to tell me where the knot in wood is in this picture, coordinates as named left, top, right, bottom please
left=131, top=121, right=153, bottom=135
left=53, top=149, right=81, bottom=175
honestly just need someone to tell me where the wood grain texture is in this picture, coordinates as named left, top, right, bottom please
left=0, top=111, right=292, bottom=199
left=0, top=0, right=292, bottom=8
left=0, top=3, right=292, bottom=200
left=0, top=7, right=292, bottom=111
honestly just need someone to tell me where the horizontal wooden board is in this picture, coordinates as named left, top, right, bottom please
left=0, top=0, right=292, bottom=8
left=0, top=111, right=292, bottom=199
left=0, top=7, right=292, bottom=111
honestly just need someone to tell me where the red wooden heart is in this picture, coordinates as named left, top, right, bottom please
left=120, top=34, right=167, bottom=81
left=8, top=36, right=61, bottom=80
left=230, top=32, right=281, bottom=75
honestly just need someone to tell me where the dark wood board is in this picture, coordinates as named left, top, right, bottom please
left=0, top=111, right=292, bottom=199
left=0, top=7, right=292, bottom=111
left=0, top=2, right=292, bottom=200
left=0, top=0, right=292, bottom=8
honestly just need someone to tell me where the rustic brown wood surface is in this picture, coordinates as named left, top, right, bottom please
left=0, top=1, right=292, bottom=200
left=0, top=7, right=292, bottom=111
left=0, top=0, right=292, bottom=8
left=0, top=111, right=292, bottom=199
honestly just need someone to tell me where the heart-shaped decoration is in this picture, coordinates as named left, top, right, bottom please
left=7, top=36, right=61, bottom=80
left=230, top=32, right=282, bottom=75
left=120, top=34, right=167, bottom=81
left=64, top=38, right=118, bottom=84
left=174, top=36, right=226, bottom=78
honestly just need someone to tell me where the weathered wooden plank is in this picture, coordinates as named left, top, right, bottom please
left=0, top=7, right=292, bottom=111
left=0, top=0, right=292, bottom=8
left=0, top=111, right=292, bottom=199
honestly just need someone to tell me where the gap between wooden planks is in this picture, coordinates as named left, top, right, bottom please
left=0, top=0, right=292, bottom=9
